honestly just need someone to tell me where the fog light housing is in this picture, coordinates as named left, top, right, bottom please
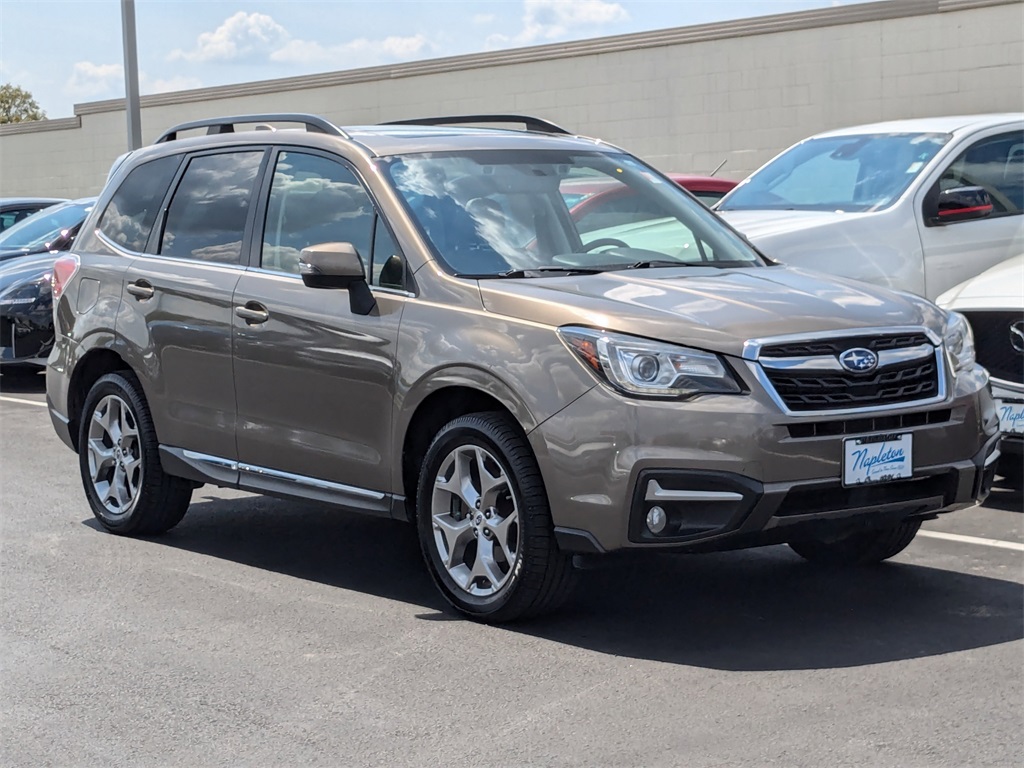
left=646, top=506, right=667, bottom=534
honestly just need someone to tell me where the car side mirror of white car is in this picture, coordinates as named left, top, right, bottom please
left=924, top=186, right=994, bottom=226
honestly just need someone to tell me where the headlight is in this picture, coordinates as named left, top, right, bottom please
left=944, top=311, right=976, bottom=373
left=558, top=326, right=742, bottom=398
left=0, top=273, right=51, bottom=307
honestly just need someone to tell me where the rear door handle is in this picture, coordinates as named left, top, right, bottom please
left=126, top=280, right=154, bottom=300
left=235, top=302, right=270, bottom=324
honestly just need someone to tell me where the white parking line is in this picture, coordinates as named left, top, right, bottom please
left=919, top=529, right=1024, bottom=552
left=0, top=395, right=47, bottom=408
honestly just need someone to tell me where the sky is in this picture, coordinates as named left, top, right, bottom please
left=0, top=0, right=882, bottom=119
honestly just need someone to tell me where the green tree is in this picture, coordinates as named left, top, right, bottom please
left=0, top=83, right=46, bottom=124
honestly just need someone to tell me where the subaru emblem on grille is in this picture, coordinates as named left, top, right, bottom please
left=1010, top=321, right=1024, bottom=354
left=838, top=347, right=878, bottom=373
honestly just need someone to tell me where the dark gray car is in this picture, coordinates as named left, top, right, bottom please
left=46, top=114, right=1000, bottom=622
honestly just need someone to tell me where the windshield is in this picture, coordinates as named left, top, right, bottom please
left=381, top=150, right=761, bottom=277
left=0, top=201, right=92, bottom=249
left=718, top=132, right=950, bottom=213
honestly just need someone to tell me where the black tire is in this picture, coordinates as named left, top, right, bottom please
left=416, top=412, right=576, bottom=622
left=788, top=520, right=922, bottom=565
left=78, top=371, right=192, bottom=535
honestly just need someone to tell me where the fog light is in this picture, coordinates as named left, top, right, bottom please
left=646, top=505, right=667, bottom=534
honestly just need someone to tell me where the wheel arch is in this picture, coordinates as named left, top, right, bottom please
left=66, top=348, right=133, bottom=451
left=396, top=369, right=538, bottom=519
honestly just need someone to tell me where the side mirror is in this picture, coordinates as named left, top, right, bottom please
left=299, top=241, right=376, bottom=315
left=927, top=186, right=993, bottom=226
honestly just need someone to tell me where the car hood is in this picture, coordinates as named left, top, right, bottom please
left=479, top=265, right=944, bottom=358
left=0, top=252, right=55, bottom=294
left=936, top=254, right=1024, bottom=310
left=0, top=245, right=42, bottom=262
left=717, top=209, right=873, bottom=241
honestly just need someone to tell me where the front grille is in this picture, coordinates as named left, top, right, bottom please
left=766, top=357, right=939, bottom=411
left=786, top=408, right=951, bottom=439
left=757, top=331, right=942, bottom=413
left=778, top=472, right=956, bottom=517
left=961, top=310, right=1024, bottom=384
left=761, top=333, right=931, bottom=358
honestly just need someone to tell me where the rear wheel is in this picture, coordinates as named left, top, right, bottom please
left=78, top=372, right=192, bottom=535
left=416, top=412, right=576, bottom=622
left=788, top=520, right=921, bottom=565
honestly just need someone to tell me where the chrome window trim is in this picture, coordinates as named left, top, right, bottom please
left=244, top=266, right=416, bottom=297
left=742, top=326, right=942, bottom=361
left=121, top=246, right=248, bottom=272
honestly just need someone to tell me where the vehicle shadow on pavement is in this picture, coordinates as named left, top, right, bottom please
left=127, top=494, right=1023, bottom=672
left=984, top=479, right=1022, bottom=512
left=0, top=370, right=46, bottom=393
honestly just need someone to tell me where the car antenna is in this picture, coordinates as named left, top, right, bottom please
left=710, top=158, right=727, bottom=177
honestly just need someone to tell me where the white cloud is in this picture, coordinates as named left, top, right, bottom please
left=64, top=61, right=203, bottom=101
left=167, top=11, right=429, bottom=70
left=143, top=75, right=203, bottom=94
left=270, top=34, right=429, bottom=67
left=65, top=61, right=123, bottom=99
left=488, top=0, right=628, bottom=47
left=168, top=11, right=289, bottom=62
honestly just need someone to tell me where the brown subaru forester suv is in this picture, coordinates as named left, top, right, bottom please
left=47, top=114, right=1000, bottom=621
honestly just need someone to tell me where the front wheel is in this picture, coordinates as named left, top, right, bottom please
left=78, top=372, right=193, bottom=535
left=416, top=412, right=576, bottom=622
left=788, top=520, right=921, bottom=565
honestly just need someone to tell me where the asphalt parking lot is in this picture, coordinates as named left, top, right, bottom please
left=1, top=370, right=1021, bottom=767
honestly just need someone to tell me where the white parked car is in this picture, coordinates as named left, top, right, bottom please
left=937, top=255, right=1024, bottom=482
left=718, top=114, right=1024, bottom=300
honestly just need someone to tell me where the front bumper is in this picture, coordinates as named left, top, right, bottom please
left=0, top=304, right=53, bottom=367
left=530, top=366, right=999, bottom=554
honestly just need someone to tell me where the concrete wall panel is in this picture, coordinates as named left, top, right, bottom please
left=0, top=0, right=1020, bottom=198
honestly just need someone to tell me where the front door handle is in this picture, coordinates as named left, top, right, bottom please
left=126, top=280, right=155, bottom=300
left=235, top=302, right=270, bottom=324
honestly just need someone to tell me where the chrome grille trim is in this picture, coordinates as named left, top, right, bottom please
left=745, top=327, right=949, bottom=417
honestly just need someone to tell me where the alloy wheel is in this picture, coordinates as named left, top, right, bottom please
left=86, top=394, right=143, bottom=517
left=430, top=444, right=520, bottom=596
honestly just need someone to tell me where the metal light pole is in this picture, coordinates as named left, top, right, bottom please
left=121, top=0, right=142, bottom=150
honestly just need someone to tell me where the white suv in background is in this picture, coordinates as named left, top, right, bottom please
left=717, top=114, right=1024, bottom=300
left=937, top=255, right=1024, bottom=483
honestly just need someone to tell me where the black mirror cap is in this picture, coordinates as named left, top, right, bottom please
left=926, top=186, right=994, bottom=226
left=299, top=241, right=366, bottom=289
left=298, top=241, right=376, bottom=315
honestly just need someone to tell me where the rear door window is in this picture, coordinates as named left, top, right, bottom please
left=161, top=151, right=264, bottom=264
left=97, top=155, right=181, bottom=252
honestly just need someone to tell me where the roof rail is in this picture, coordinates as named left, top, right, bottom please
left=382, top=114, right=571, bottom=135
left=155, top=114, right=349, bottom=144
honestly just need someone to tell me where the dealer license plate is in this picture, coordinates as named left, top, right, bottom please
left=995, top=399, right=1024, bottom=435
left=843, top=433, right=913, bottom=486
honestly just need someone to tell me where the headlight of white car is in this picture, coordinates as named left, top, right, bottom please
left=559, top=326, right=742, bottom=398
left=943, top=311, right=976, bottom=373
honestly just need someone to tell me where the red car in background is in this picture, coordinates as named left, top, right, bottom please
left=563, top=173, right=737, bottom=234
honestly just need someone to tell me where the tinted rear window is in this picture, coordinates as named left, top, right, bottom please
left=97, top=155, right=180, bottom=252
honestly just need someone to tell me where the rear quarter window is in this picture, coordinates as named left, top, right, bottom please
left=97, top=155, right=181, bottom=252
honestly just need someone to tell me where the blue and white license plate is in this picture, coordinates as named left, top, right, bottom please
left=843, top=433, right=913, bottom=486
left=996, top=399, right=1024, bottom=435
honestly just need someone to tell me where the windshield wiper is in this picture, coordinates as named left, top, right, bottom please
left=618, top=259, right=758, bottom=270
left=495, top=266, right=609, bottom=279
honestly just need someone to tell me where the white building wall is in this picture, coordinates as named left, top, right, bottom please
left=1, top=0, right=1021, bottom=198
